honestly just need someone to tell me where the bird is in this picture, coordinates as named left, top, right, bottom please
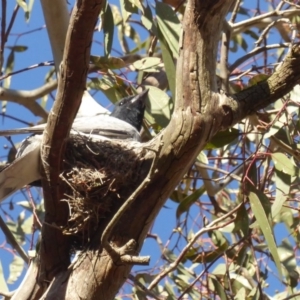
left=0, top=89, right=149, bottom=203
left=0, top=89, right=149, bottom=139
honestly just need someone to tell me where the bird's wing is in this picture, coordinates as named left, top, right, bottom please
left=0, top=135, right=41, bottom=203
left=0, top=124, right=46, bottom=136
left=76, top=91, right=110, bottom=118
left=0, top=115, right=140, bottom=141
left=71, top=115, right=141, bottom=141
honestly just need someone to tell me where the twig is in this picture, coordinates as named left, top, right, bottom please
left=0, top=215, right=29, bottom=263
left=178, top=236, right=248, bottom=300
left=0, top=113, right=34, bottom=126
left=0, top=0, right=6, bottom=71
left=229, top=0, right=242, bottom=23
left=128, top=274, right=164, bottom=300
left=148, top=203, right=243, bottom=289
left=232, top=8, right=300, bottom=34
left=255, top=18, right=291, bottom=47
left=5, top=4, right=19, bottom=45
left=229, top=43, right=289, bottom=72
left=219, top=30, right=230, bottom=92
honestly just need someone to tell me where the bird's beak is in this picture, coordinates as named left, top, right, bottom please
left=131, top=89, right=149, bottom=104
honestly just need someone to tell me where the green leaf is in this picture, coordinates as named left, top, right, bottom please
left=164, top=280, right=177, bottom=299
left=272, top=170, right=290, bottom=219
left=146, top=86, right=172, bottom=127
left=119, top=0, right=136, bottom=23
left=249, top=191, right=283, bottom=280
left=90, top=77, right=115, bottom=91
left=158, top=27, right=176, bottom=99
left=0, top=260, right=8, bottom=294
left=176, top=186, right=205, bottom=218
left=248, top=74, right=269, bottom=86
left=245, top=162, right=258, bottom=191
left=132, top=57, right=162, bottom=72
left=156, top=2, right=180, bottom=58
left=6, top=220, right=25, bottom=244
left=90, top=55, right=126, bottom=70
left=278, top=239, right=298, bottom=288
left=7, top=45, right=28, bottom=52
left=110, top=4, right=123, bottom=26
left=205, top=128, right=240, bottom=149
left=271, top=153, right=297, bottom=176
left=197, top=151, right=208, bottom=164
left=231, top=34, right=248, bottom=52
left=209, top=276, right=228, bottom=300
left=234, top=204, right=249, bottom=237
left=264, top=124, right=288, bottom=140
left=16, top=0, right=27, bottom=11
left=234, top=287, right=246, bottom=300
left=102, top=4, right=114, bottom=56
left=192, top=233, right=229, bottom=263
left=141, top=5, right=157, bottom=34
left=7, top=256, right=24, bottom=284
left=169, top=190, right=187, bottom=203
left=4, top=49, right=15, bottom=88
left=244, top=29, right=259, bottom=40
left=127, top=0, right=144, bottom=13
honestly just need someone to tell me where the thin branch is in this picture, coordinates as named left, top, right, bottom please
left=0, top=0, right=6, bottom=71
left=5, top=4, right=19, bottom=44
left=148, top=203, right=242, bottom=289
left=232, top=8, right=300, bottom=35
left=219, top=30, right=230, bottom=92
left=128, top=274, right=164, bottom=300
left=229, top=0, right=242, bottom=23
left=255, top=18, right=291, bottom=47
left=0, top=215, right=29, bottom=263
left=229, top=43, right=290, bottom=72
left=0, top=81, right=57, bottom=119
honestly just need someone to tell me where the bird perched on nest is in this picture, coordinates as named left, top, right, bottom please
left=0, top=89, right=149, bottom=203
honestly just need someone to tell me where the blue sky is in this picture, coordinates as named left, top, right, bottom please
left=0, top=0, right=297, bottom=297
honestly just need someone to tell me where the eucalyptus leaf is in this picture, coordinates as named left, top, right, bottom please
left=156, top=2, right=180, bottom=58
left=271, top=153, right=297, bottom=176
left=249, top=191, right=283, bottom=280
left=205, top=128, right=240, bottom=149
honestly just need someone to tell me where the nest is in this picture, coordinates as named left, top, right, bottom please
left=59, top=135, right=146, bottom=243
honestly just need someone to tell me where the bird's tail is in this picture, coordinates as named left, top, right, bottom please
left=0, top=137, right=41, bottom=203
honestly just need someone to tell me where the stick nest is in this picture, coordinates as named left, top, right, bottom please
left=60, top=135, right=146, bottom=243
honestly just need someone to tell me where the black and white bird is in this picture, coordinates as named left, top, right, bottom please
left=0, top=89, right=148, bottom=202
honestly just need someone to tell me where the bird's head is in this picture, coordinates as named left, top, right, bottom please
left=111, top=89, right=149, bottom=132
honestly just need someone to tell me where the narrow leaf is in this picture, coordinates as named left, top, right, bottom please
left=272, top=170, right=290, bottom=219
left=7, top=256, right=24, bottom=284
left=205, top=128, right=240, bottom=149
left=249, top=191, right=283, bottom=279
left=156, top=2, right=180, bottom=58
left=157, top=27, right=176, bottom=98
left=176, top=186, right=205, bottom=218
left=0, top=261, right=8, bottom=293
left=146, top=86, right=172, bottom=127
left=271, top=153, right=296, bottom=176
left=103, top=4, right=114, bottom=56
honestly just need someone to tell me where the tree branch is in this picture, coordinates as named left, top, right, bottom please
left=0, top=82, right=56, bottom=120
left=39, top=0, right=105, bottom=283
left=221, top=44, right=300, bottom=129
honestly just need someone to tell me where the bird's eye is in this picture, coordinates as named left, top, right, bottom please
left=119, top=100, right=124, bottom=106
